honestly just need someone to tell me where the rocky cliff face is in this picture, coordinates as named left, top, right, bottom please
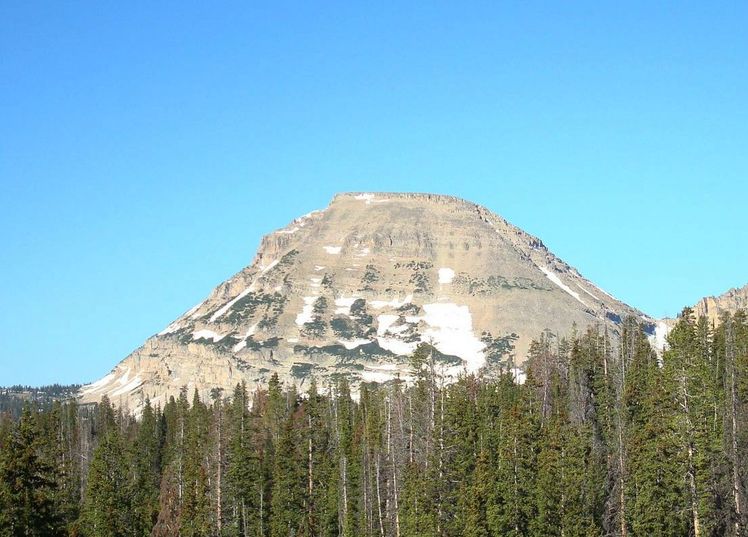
left=651, top=283, right=748, bottom=353
left=80, top=192, right=650, bottom=411
left=692, top=283, right=748, bottom=325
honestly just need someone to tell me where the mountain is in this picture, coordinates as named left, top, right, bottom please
left=649, top=283, right=748, bottom=353
left=80, top=192, right=650, bottom=411
left=692, top=283, right=748, bottom=325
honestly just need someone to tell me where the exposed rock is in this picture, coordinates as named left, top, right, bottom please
left=80, top=192, right=651, bottom=412
left=692, top=283, right=748, bottom=325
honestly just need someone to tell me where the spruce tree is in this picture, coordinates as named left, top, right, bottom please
left=80, top=426, right=131, bottom=537
left=129, top=400, right=162, bottom=536
left=0, top=405, right=63, bottom=536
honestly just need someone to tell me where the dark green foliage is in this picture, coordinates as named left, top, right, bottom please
left=360, top=264, right=381, bottom=291
left=80, top=428, right=131, bottom=536
left=2, top=312, right=748, bottom=536
left=480, top=330, right=519, bottom=367
left=301, top=297, right=328, bottom=338
left=0, top=384, right=80, bottom=419
left=454, top=273, right=551, bottom=295
left=129, top=400, right=162, bottom=536
left=0, top=405, right=63, bottom=536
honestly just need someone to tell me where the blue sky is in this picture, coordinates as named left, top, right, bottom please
left=1, top=2, right=746, bottom=385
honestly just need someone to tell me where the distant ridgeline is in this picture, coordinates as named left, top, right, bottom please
left=0, top=384, right=80, bottom=419
left=1, top=311, right=747, bottom=536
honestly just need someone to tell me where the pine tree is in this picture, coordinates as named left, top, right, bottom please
left=0, top=405, right=63, bottom=536
left=129, top=400, right=162, bottom=536
left=270, top=409, right=305, bottom=537
left=624, top=318, right=687, bottom=537
left=180, top=390, right=215, bottom=537
left=488, top=379, right=538, bottom=537
left=80, top=426, right=131, bottom=537
left=665, top=309, right=723, bottom=536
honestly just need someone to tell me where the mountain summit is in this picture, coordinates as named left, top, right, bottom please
left=81, top=192, right=648, bottom=410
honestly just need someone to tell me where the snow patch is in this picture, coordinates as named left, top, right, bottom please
left=361, top=369, right=397, bottom=383
left=210, top=286, right=255, bottom=322
left=438, top=267, right=455, bottom=284
left=278, top=209, right=323, bottom=234
left=158, top=321, right=183, bottom=336
left=334, top=296, right=359, bottom=315
left=314, top=265, right=325, bottom=271
left=421, top=303, right=486, bottom=372
left=80, top=373, right=116, bottom=393
left=370, top=294, right=412, bottom=309
left=511, top=367, right=527, bottom=385
left=539, top=266, right=588, bottom=307
left=592, top=283, right=616, bottom=300
left=652, top=321, right=671, bottom=352
left=377, top=337, right=418, bottom=356
left=192, top=329, right=227, bottom=342
left=232, top=323, right=258, bottom=352
left=576, top=283, right=601, bottom=301
left=377, top=314, right=399, bottom=336
left=356, top=247, right=371, bottom=257
left=185, top=302, right=203, bottom=319
left=295, top=297, right=317, bottom=326
left=116, top=368, right=131, bottom=385
left=301, top=209, right=323, bottom=220
left=261, top=259, right=279, bottom=274
left=111, top=376, right=143, bottom=397
left=324, top=246, right=342, bottom=254
left=338, top=338, right=371, bottom=350
left=354, top=193, right=389, bottom=205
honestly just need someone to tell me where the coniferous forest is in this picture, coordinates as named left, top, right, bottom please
left=1, top=309, right=747, bottom=537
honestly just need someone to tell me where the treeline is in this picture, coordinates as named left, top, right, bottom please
left=0, top=384, right=81, bottom=419
left=0, top=309, right=746, bottom=536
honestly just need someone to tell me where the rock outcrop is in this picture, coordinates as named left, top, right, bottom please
left=692, top=283, right=748, bottom=325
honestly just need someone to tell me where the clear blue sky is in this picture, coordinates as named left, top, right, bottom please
left=1, top=2, right=746, bottom=385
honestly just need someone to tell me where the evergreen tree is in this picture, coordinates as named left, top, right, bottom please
left=180, top=390, right=215, bottom=537
left=129, top=400, right=162, bottom=536
left=0, top=405, right=63, bottom=536
left=624, top=318, right=687, bottom=537
left=270, top=409, right=305, bottom=537
left=80, top=426, right=131, bottom=537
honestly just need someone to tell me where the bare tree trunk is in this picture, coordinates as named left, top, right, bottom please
left=679, top=369, right=701, bottom=537
left=341, top=456, right=349, bottom=534
left=388, top=397, right=401, bottom=537
left=438, top=373, right=445, bottom=535
left=216, top=407, right=222, bottom=535
left=726, top=320, right=745, bottom=536
left=616, top=328, right=630, bottom=537
left=408, top=395, right=414, bottom=465
left=308, top=414, right=313, bottom=498
left=617, top=421, right=627, bottom=537
left=259, top=487, right=264, bottom=536
left=376, top=455, right=385, bottom=537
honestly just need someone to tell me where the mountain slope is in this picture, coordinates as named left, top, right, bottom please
left=80, top=192, right=649, bottom=410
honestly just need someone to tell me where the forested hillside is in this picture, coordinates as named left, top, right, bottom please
left=1, top=310, right=746, bottom=537
left=0, top=384, right=81, bottom=419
